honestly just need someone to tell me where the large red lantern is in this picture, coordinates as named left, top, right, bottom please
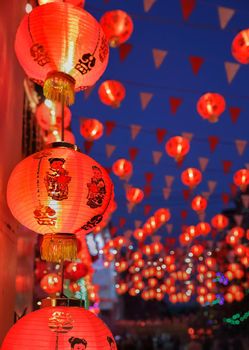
left=7, top=143, right=113, bottom=262
left=233, top=169, right=249, bottom=191
left=231, top=29, right=249, bottom=64
left=80, top=119, right=104, bottom=141
left=15, top=2, right=109, bottom=105
left=126, top=187, right=144, bottom=204
left=112, top=158, right=133, bottom=179
left=1, top=304, right=117, bottom=350
left=100, top=10, right=133, bottom=48
left=191, top=195, right=207, bottom=213
left=211, top=214, right=228, bottom=230
left=40, top=273, right=62, bottom=294
left=36, top=100, right=71, bottom=131
left=98, top=80, right=126, bottom=108
left=165, top=136, right=190, bottom=162
left=181, top=168, right=202, bottom=188
left=197, top=93, right=226, bottom=123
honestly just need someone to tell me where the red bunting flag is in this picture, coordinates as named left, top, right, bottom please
left=207, top=180, right=217, bottom=194
left=198, top=157, right=209, bottom=172
left=218, top=6, right=235, bottom=29
left=224, top=61, right=240, bottom=83
left=198, top=212, right=206, bottom=221
left=229, top=107, right=241, bottom=123
left=156, top=128, right=167, bottom=143
left=222, top=160, right=232, bottom=174
left=129, top=147, right=139, bottom=161
left=84, top=141, right=93, bottom=154
left=166, top=223, right=173, bottom=234
left=152, top=151, right=163, bottom=165
left=119, top=217, right=126, bottom=228
left=106, top=144, right=116, bottom=158
left=234, top=214, right=243, bottom=226
left=230, top=183, right=237, bottom=197
left=110, top=226, right=118, bottom=236
left=165, top=175, right=174, bottom=188
left=119, top=43, right=133, bottom=62
left=208, top=136, right=219, bottom=152
left=182, top=189, right=191, bottom=201
left=180, top=0, right=196, bottom=20
left=222, top=193, right=230, bottom=205
left=144, top=0, right=157, bottom=12
left=144, top=184, right=152, bottom=197
left=145, top=172, right=154, bottom=183
left=181, top=132, right=193, bottom=141
left=134, top=220, right=142, bottom=228
left=127, top=202, right=135, bottom=214
left=163, top=188, right=171, bottom=200
left=152, top=48, right=168, bottom=68
left=180, top=210, right=188, bottom=219
left=235, top=139, right=247, bottom=156
left=169, top=97, right=183, bottom=115
left=140, top=92, right=153, bottom=110
left=144, top=204, right=152, bottom=216
left=202, top=192, right=210, bottom=199
left=84, top=85, right=95, bottom=100
left=242, top=195, right=249, bottom=208
left=189, top=56, right=204, bottom=75
left=105, top=121, right=116, bottom=136
left=130, top=124, right=142, bottom=140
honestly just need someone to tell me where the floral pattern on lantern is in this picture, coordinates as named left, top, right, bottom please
left=80, top=119, right=104, bottom=141
left=165, top=136, right=190, bottom=161
left=98, top=80, right=126, bottom=108
left=197, top=93, right=226, bottom=123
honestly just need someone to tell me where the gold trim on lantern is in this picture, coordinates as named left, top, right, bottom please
left=46, top=141, right=81, bottom=152
left=41, top=297, right=84, bottom=308
left=41, top=233, right=77, bottom=262
left=44, top=71, right=76, bottom=106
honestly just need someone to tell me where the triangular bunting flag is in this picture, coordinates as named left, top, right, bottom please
left=123, top=183, right=132, bottom=192
left=166, top=223, right=173, bottom=234
left=144, top=204, right=152, bottom=216
left=84, top=141, right=93, bottom=154
left=134, top=220, right=142, bottom=229
left=144, top=0, right=156, bottom=12
left=181, top=132, right=193, bottom=141
left=224, top=61, right=240, bottom=84
left=229, top=107, right=241, bottom=123
left=180, top=0, right=196, bottom=21
left=151, top=235, right=161, bottom=242
left=165, top=175, right=174, bottom=188
left=169, top=97, right=183, bottom=115
left=235, top=139, right=247, bottom=156
left=163, top=187, right=171, bottom=200
left=130, top=124, right=142, bottom=140
left=181, top=210, right=188, bottom=219
left=110, top=226, right=118, bottom=236
left=198, top=212, right=206, bottom=221
left=127, top=202, right=135, bottom=214
left=156, top=128, right=167, bottom=143
left=189, top=56, right=204, bottom=75
left=202, top=192, right=210, bottom=200
left=152, top=48, right=168, bottom=69
left=198, top=157, right=209, bottom=172
left=119, top=217, right=126, bottom=228
left=145, top=172, right=154, bottom=183
left=106, top=144, right=116, bottom=158
left=222, top=193, right=230, bottom=205
left=129, top=147, right=139, bottom=161
left=234, top=214, right=243, bottom=226
left=123, top=230, right=133, bottom=239
left=230, top=183, right=237, bottom=197
left=140, top=92, right=153, bottom=110
left=152, top=151, right=163, bottom=165
left=105, top=121, right=116, bottom=136
left=245, top=163, right=249, bottom=170
left=183, top=189, right=190, bottom=201
left=119, top=43, right=133, bottom=62
left=208, top=136, right=219, bottom=153
left=222, top=160, right=232, bottom=174
left=207, top=180, right=217, bottom=194
left=84, top=85, right=95, bottom=100
left=144, top=184, right=152, bottom=197
left=242, top=194, right=249, bottom=208
left=218, top=6, right=235, bottom=29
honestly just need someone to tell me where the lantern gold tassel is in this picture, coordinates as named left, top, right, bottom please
left=44, top=71, right=76, bottom=106
left=41, top=234, right=77, bottom=262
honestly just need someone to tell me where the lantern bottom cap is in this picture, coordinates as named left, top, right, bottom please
left=44, top=71, right=76, bottom=106
left=41, top=233, right=77, bottom=262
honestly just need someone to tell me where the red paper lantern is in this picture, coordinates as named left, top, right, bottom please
left=154, top=208, right=171, bottom=226
left=179, top=232, right=192, bottom=246
left=15, top=3, right=109, bottom=105
left=151, top=241, right=163, bottom=255
left=211, top=214, right=228, bottom=230
left=197, top=93, right=226, bottom=123
left=126, top=187, right=144, bottom=204
left=165, top=136, right=190, bottom=161
left=38, top=0, right=85, bottom=6
left=224, top=292, right=234, bottom=303
left=230, top=226, right=244, bottom=238
left=186, top=225, right=197, bottom=238
left=40, top=273, right=62, bottom=294
left=205, top=257, right=216, bottom=269
left=100, top=10, right=133, bottom=47
left=36, top=100, right=71, bottom=131
left=196, top=222, right=211, bottom=236
left=116, top=282, right=128, bottom=295
left=65, top=262, right=89, bottom=281
left=233, top=169, right=249, bottom=190
left=112, top=158, right=133, bottom=179
left=80, top=119, right=104, bottom=141
left=190, top=244, right=204, bottom=257
left=46, top=130, right=75, bottom=144
left=133, top=228, right=145, bottom=241
left=181, top=168, right=202, bottom=188
left=191, top=195, right=207, bottom=213
left=7, top=143, right=113, bottom=262
left=98, top=80, right=126, bottom=108
left=2, top=305, right=117, bottom=350
left=231, top=29, right=249, bottom=64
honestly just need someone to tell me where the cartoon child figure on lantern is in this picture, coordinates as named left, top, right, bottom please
left=45, top=158, right=72, bottom=201
left=87, top=165, right=106, bottom=208
left=69, top=337, right=87, bottom=350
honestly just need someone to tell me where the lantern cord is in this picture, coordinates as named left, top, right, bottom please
left=61, top=95, right=65, bottom=142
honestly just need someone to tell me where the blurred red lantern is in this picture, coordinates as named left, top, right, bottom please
left=141, top=290, right=150, bottom=301
left=40, top=273, right=62, bottom=294
left=186, top=225, right=197, bottom=238
left=143, top=244, right=153, bottom=256
left=234, top=291, right=244, bottom=302
left=205, top=257, right=216, bottom=269
left=46, top=129, right=75, bottom=144
left=156, top=291, right=164, bottom=301
left=15, top=275, right=32, bottom=293
left=135, top=258, right=145, bottom=268
left=15, top=3, right=109, bottom=105
left=234, top=269, right=244, bottom=279
left=181, top=168, right=202, bottom=188
left=169, top=294, right=178, bottom=304
left=164, top=255, right=175, bottom=265
left=38, top=0, right=85, bottom=6
left=205, top=279, right=216, bottom=290
left=36, top=100, right=71, bottom=131
left=112, top=158, right=133, bottom=179
left=196, top=295, right=206, bottom=305
left=134, top=280, right=145, bottom=290
left=148, top=278, right=158, bottom=288
left=233, top=169, right=249, bottom=190
left=116, top=282, right=128, bottom=295
left=191, top=196, right=207, bottom=213
left=132, top=251, right=142, bottom=261
left=206, top=293, right=216, bottom=303
left=234, top=244, right=246, bottom=256
left=205, top=271, right=216, bottom=279
left=197, top=93, right=226, bottom=123
left=133, top=228, right=145, bottom=241
left=80, top=118, right=104, bottom=141
left=100, top=10, right=133, bottom=47
left=190, top=244, right=204, bottom=257
left=179, top=232, right=192, bottom=246
left=126, top=187, right=144, bottom=204
left=154, top=208, right=171, bottom=226
left=165, top=136, right=190, bottom=161
left=98, top=80, right=126, bottom=108
left=7, top=143, right=113, bottom=262
left=196, top=222, right=211, bottom=236
left=224, top=292, right=234, bottom=303
left=228, top=263, right=241, bottom=272
left=197, top=264, right=207, bottom=274
left=225, top=270, right=234, bottom=281
left=115, top=261, right=128, bottom=273
left=226, top=233, right=239, bottom=246
left=65, top=262, right=89, bottom=281
left=230, top=226, right=245, bottom=238
left=129, top=287, right=139, bottom=297
left=146, top=216, right=157, bottom=232
left=151, top=241, right=163, bottom=255
left=197, top=286, right=208, bottom=296
left=211, top=214, right=228, bottom=230
left=231, top=29, right=249, bottom=64
left=2, top=305, right=117, bottom=350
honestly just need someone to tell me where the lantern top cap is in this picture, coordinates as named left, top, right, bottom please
left=41, top=297, right=84, bottom=308
left=46, top=141, right=81, bottom=152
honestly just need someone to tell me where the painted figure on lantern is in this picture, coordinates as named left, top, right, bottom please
left=33, top=205, right=57, bottom=226
left=87, top=166, right=106, bottom=208
left=45, top=158, right=71, bottom=201
left=107, top=336, right=116, bottom=349
left=69, top=337, right=88, bottom=350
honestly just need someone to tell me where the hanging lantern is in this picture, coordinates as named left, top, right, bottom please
left=196, top=222, right=211, bottom=236
left=233, top=169, right=249, bottom=191
left=191, top=195, right=207, bottom=213
left=80, top=119, right=104, bottom=141
left=154, top=208, right=171, bottom=226
left=211, top=214, right=228, bottom=230
left=190, top=244, right=204, bottom=257
left=1, top=303, right=117, bottom=350
left=230, top=226, right=244, bottom=238
left=112, top=158, right=133, bottom=179
left=46, top=130, right=75, bottom=144
left=205, top=257, right=216, bottom=269
left=7, top=142, right=113, bottom=262
left=116, top=282, right=128, bottom=295
left=15, top=2, right=109, bottom=105
left=133, top=228, right=145, bottom=241
left=197, top=93, right=226, bottom=123
left=98, top=80, right=126, bottom=108
left=165, top=136, right=190, bottom=162
left=36, top=100, right=71, bottom=131
left=181, top=168, right=202, bottom=188
left=100, top=10, right=133, bottom=48
left=186, top=225, right=197, bottom=238
left=126, top=187, right=144, bottom=204
left=38, top=0, right=85, bottom=6
left=179, top=232, right=192, bottom=246
left=231, top=29, right=249, bottom=64
left=40, top=273, right=62, bottom=294
left=64, top=262, right=90, bottom=281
